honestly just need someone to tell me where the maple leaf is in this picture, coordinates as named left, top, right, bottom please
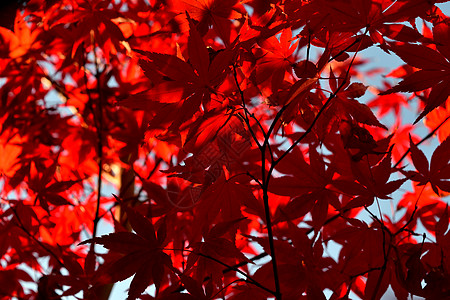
left=420, top=205, right=450, bottom=298
left=186, top=218, right=249, bottom=285
left=255, top=27, right=298, bottom=90
left=435, top=204, right=449, bottom=245
left=271, top=147, right=339, bottom=229
left=333, top=150, right=407, bottom=209
left=122, top=17, right=236, bottom=135
left=0, top=17, right=44, bottom=60
left=246, top=225, right=334, bottom=299
left=378, top=23, right=430, bottom=44
left=397, top=183, right=444, bottom=233
left=0, top=129, right=22, bottom=178
left=270, top=147, right=331, bottom=196
left=26, top=161, right=80, bottom=212
left=424, top=95, right=450, bottom=142
left=330, top=219, right=389, bottom=281
left=338, top=120, right=384, bottom=161
left=194, top=176, right=261, bottom=234
left=50, top=0, right=126, bottom=61
left=0, top=267, right=34, bottom=299
left=183, top=112, right=249, bottom=155
left=334, top=82, right=387, bottom=129
left=368, top=82, right=408, bottom=119
left=351, top=0, right=434, bottom=32
left=402, top=135, right=450, bottom=195
left=178, top=274, right=209, bottom=299
left=317, top=70, right=387, bottom=149
left=80, top=208, right=174, bottom=300
left=380, top=40, right=450, bottom=123
left=168, top=0, right=243, bottom=44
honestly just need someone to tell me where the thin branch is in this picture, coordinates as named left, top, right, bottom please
left=147, top=157, right=163, bottom=179
left=232, top=65, right=263, bottom=149
left=260, top=126, right=282, bottom=299
left=328, top=36, right=362, bottom=63
left=394, top=185, right=426, bottom=236
left=265, top=105, right=287, bottom=144
left=210, top=279, right=245, bottom=299
left=163, top=248, right=276, bottom=296
left=91, top=43, right=104, bottom=240
left=221, top=252, right=269, bottom=274
left=306, top=29, right=311, bottom=63
left=246, top=171, right=263, bottom=188
left=232, top=63, right=282, bottom=297
left=364, top=206, right=392, bottom=237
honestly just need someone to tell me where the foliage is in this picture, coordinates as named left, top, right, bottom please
left=1, top=0, right=450, bottom=299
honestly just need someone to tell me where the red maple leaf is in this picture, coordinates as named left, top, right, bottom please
left=333, top=150, right=407, bottom=209
left=80, top=208, right=175, bottom=300
left=122, top=15, right=236, bottom=135
left=402, top=135, right=450, bottom=195
left=380, top=35, right=450, bottom=123
left=168, top=0, right=243, bottom=44
left=186, top=218, right=249, bottom=285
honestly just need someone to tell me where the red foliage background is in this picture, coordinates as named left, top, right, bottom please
left=0, top=0, right=450, bottom=299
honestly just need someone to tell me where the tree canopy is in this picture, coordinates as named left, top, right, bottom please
left=1, top=0, right=450, bottom=299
